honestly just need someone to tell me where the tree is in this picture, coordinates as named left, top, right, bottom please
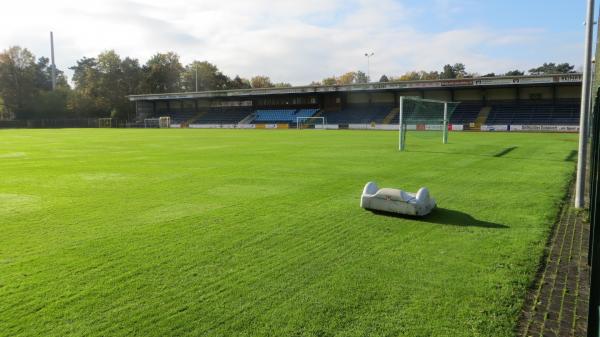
left=528, top=63, right=575, bottom=75
left=482, top=73, right=496, bottom=77
left=70, top=57, right=104, bottom=117
left=70, top=51, right=142, bottom=118
left=453, top=63, right=467, bottom=78
left=321, top=77, right=337, bottom=86
left=229, top=75, right=252, bottom=89
left=440, top=64, right=456, bottom=79
left=250, top=75, right=273, bottom=88
left=397, top=71, right=421, bottom=81
left=97, top=50, right=125, bottom=114
left=142, top=52, right=184, bottom=93
left=182, top=61, right=230, bottom=92
left=440, top=63, right=467, bottom=79
left=355, top=71, right=368, bottom=84
left=120, top=57, right=142, bottom=95
left=31, top=88, right=69, bottom=118
left=504, top=69, right=525, bottom=76
left=273, top=82, right=292, bottom=88
left=394, top=70, right=440, bottom=81
left=34, top=57, right=68, bottom=91
left=379, top=75, right=389, bottom=82
left=419, top=71, right=440, bottom=80
left=98, top=51, right=142, bottom=119
left=0, top=96, right=8, bottom=120
left=71, top=57, right=99, bottom=96
left=337, top=72, right=356, bottom=85
left=0, top=46, right=38, bottom=119
left=67, top=90, right=98, bottom=118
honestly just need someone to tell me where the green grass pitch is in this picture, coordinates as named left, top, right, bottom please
left=0, top=129, right=577, bottom=337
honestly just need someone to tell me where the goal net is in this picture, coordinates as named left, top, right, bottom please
left=98, top=118, right=113, bottom=128
left=144, top=117, right=171, bottom=128
left=159, top=116, right=171, bottom=128
left=297, top=116, right=326, bottom=130
left=399, top=97, right=459, bottom=151
left=144, top=118, right=159, bottom=128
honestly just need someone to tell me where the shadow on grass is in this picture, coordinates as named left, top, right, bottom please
left=564, top=150, right=577, bottom=162
left=494, top=146, right=518, bottom=157
left=370, top=207, right=508, bottom=229
left=404, top=149, right=566, bottom=163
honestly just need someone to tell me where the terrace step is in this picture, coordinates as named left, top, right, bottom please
left=383, top=108, right=399, bottom=124
left=474, top=106, right=492, bottom=125
left=186, top=111, right=207, bottom=125
left=238, top=112, right=256, bottom=124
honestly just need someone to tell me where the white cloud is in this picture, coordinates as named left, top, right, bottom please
left=0, top=0, right=580, bottom=85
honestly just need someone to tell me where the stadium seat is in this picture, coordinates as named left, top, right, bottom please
left=252, top=108, right=319, bottom=123
left=322, top=104, right=394, bottom=124
left=486, top=99, right=580, bottom=125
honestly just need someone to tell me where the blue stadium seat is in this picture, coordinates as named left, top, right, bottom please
left=486, top=100, right=580, bottom=125
left=252, top=109, right=319, bottom=123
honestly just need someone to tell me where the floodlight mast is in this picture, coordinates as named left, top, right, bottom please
left=50, top=32, right=56, bottom=91
left=443, top=102, right=448, bottom=144
left=365, top=52, right=374, bottom=82
left=399, top=96, right=404, bottom=151
left=575, top=0, right=596, bottom=208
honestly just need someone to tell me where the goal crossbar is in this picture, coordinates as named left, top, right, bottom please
left=297, top=116, right=326, bottom=130
left=144, top=116, right=171, bottom=128
left=98, top=118, right=113, bottom=128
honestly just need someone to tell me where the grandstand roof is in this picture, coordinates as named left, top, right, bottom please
left=128, top=73, right=583, bottom=101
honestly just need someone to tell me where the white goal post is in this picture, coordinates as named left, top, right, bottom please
left=159, top=116, right=171, bottom=128
left=144, top=116, right=171, bottom=128
left=144, top=118, right=159, bottom=128
left=297, top=116, right=326, bottom=130
left=398, top=96, right=459, bottom=151
left=98, top=118, right=113, bottom=128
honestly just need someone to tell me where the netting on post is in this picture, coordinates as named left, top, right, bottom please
left=399, top=97, right=459, bottom=151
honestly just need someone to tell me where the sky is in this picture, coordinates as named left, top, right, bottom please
left=0, top=0, right=593, bottom=85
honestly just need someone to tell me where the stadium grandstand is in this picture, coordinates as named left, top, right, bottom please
left=129, top=73, right=583, bottom=130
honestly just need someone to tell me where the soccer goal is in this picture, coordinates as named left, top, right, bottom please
left=398, top=96, right=459, bottom=151
left=98, top=118, right=113, bottom=128
left=297, top=116, right=326, bottom=130
left=144, top=117, right=171, bottom=128
left=144, top=118, right=159, bottom=128
left=159, top=116, right=171, bottom=128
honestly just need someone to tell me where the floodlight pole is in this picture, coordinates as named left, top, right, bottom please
left=50, top=32, right=56, bottom=91
left=365, top=52, right=374, bottom=82
left=443, top=102, right=448, bottom=144
left=399, top=96, right=405, bottom=151
left=575, top=0, right=596, bottom=208
left=195, top=64, right=198, bottom=92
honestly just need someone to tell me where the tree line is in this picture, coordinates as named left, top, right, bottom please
left=0, top=46, right=291, bottom=120
left=311, top=63, right=576, bottom=85
left=0, top=45, right=578, bottom=121
left=373, top=62, right=577, bottom=83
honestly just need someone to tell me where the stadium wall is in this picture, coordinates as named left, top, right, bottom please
left=176, top=122, right=579, bottom=133
left=423, top=90, right=452, bottom=101
left=454, top=89, right=482, bottom=101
